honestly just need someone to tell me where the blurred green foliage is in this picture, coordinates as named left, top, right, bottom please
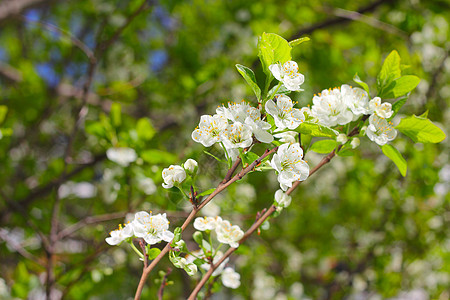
left=0, top=0, right=448, bottom=299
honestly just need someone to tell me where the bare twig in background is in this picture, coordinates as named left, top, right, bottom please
left=157, top=268, right=172, bottom=300
left=0, top=0, right=50, bottom=22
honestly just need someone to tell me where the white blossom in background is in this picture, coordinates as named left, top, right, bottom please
left=274, top=189, right=292, bottom=209
left=221, top=267, right=241, bottom=289
left=265, top=95, right=305, bottom=130
left=132, top=211, right=174, bottom=245
left=222, top=122, right=253, bottom=149
left=192, top=114, right=227, bottom=147
left=202, top=202, right=221, bottom=217
left=269, top=61, right=305, bottom=91
left=366, top=114, right=397, bottom=145
left=337, top=134, right=348, bottom=144
left=270, top=143, right=309, bottom=191
left=351, top=138, right=360, bottom=149
left=137, top=177, right=156, bottom=195
left=193, top=216, right=218, bottom=231
left=341, top=84, right=370, bottom=118
left=311, top=87, right=353, bottom=127
left=273, top=130, right=297, bottom=144
left=369, top=97, right=393, bottom=119
left=184, top=158, right=198, bottom=173
left=216, top=219, right=244, bottom=248
left=106, top=147, right=137, bottom=167
left=161, top=165, right=186, bottom=188
left=105, top=222, right=134, bottom=245
left=58, top=181, right=97, bottom=199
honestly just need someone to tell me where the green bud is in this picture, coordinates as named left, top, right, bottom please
left=193, top=231, right=203, bottom=245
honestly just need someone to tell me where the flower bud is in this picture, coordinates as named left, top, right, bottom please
left=351, top=138, right=360, bottom=149
left=337, top=134, right=348, bottom=144
left=184, top=158, right=198, bottom=174
left=193, top=231, right=203, bottom=245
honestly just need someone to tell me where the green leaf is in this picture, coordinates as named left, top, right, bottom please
left=267, top=83, right=290, bottom=100
left=241, top=151, right=260, bottom=166
left=289, top=37, right=310, bottom=47
left=377, top=50, right=401, bottom=93
left=353, top=73, right=370, bottom=94
left=141, top=149, right=177, bottom=164
left=0, top=105, right=8, bottom=124
left=297, top=122, right=339, bottom=138
left=300, top=133, right=312, bottom=153
left=310, top=140, right=337, bottom=154
left=258, top=33, right=291, bottom=74
left=110, top=102, right=122, bottom=127
left=395, top=115, right=446, bottom=143
left=236, top=64, right=261, bottom=101
left=336, top=149, right=354, bottom=156
left=389, top=98, right=407, bottom=120
left=148, top=248, right=161, bottom=260
left=381, top=144, right=407, bottom=176
left=419, top=110, right=428, bottom=118
left=198, top=188, right=216, bottom=197
left=85, top=121, right=106, bottom=138
left=382, top=75, right=420, bottom=98
left=203, top=150, right=227, bottom=163
left=136, top=118, right=156, bottom=141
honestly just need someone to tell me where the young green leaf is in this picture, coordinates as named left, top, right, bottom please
left=289, top=37, right=310, bottom=47
left=198, top=188, right=216, bottom=197
left=258, top=33, right=292, bottom=74
left=110, top=102, right=122, bottom=127
left=136, top=118, right=156, bottom=141
left=382, top=75, right=420, bottom=99
left=297, top=122, right=339, bottom=138
left=377, top=50, right=401, bottom=93
left=241, top=151, right=260, bottom=166
left=353, top=73, right=370, bottom=94
left=267, top=83, right=290, bottom=100
left=381, top=144, right=407, bottom=176
left=395, top=115, right=446, bottom=143
left=389, top=98, right=407, bottom=120
left=236, top=64, right=261, bottom=102
left=0, top=105, right=8, bottom=124
left=309, top=139, right=337, bottom=154
left=148, top=248, right=162, bottom=260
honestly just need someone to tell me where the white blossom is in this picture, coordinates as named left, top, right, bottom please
left=106, top=147, right=137, bottom=167
left=270, top=143, right=309, bottom=191
left=273, top=131, right=297, bottom=144
left=132, top=211, right=174, bottom=245
left=184, top=158, right=198, bottom=173
left=311, top=87, right=353, bottom=127
left=351, top=138, right=360, bottom=149
left=105, top=222, right=134, bottom=245
left=337, top=134, right=348, bottom=144
left=366, top=114, right=397, bottom=145
left=171, top=257, right=198, bottom=276
left=222, top=122, right=253, bottom=149
left=221, top=267, right=241, bottom=289
left=341, top=84, right=370, bottom=118
left=192, top=114, right=227, bottom=147
left=269, top=61, right=305, bottom=91
left=217, top=101, right=273, bottom=143
left=193, top=216, right=218, bottom=231
left=216, top=219, right=244, bottom=248
left=369, top=97, right=393, bottom=119
left=161, top=165, right=186, bottom=188
left=137, top=177, right=156, bottom=195
left=274, top=189, right=292, bottom=208
left=265, top=95, right=305, bottom=130
left=186, top=249, right=229, bottom=276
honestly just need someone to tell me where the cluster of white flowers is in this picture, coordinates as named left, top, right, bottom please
left=269, top=60, right=305, bottom=91
left=192, top=100, right=273, bottom=158
left=161, top=158, right=198, bottom=189
left=106, top=147, right=137, bottom=167
left=310, top=84, right=397, bottom=145
left=193, top=216, right=244, bottom=248
left=105, top=211, right=174, bottom=246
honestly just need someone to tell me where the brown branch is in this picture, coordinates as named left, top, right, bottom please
left=0, top=0, right=50, bottom=22
left=0, top=228, right=44, bottom=266
left=187, top=117, right=370, bottom=297
left=133, top=147, right=278, bottom=300
left=157, top=268, right=172, bottom=300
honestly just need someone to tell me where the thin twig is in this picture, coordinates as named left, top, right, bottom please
left=157, top=268, right=173, bottom=300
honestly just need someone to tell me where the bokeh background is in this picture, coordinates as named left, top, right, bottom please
left=0, top=0, right=448, bottom=299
